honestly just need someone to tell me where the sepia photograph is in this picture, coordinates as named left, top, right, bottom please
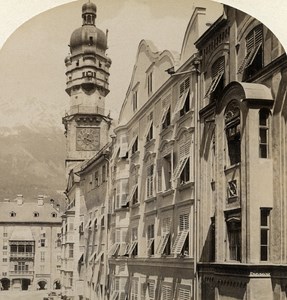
left=0, top=0, right=287, bottom=299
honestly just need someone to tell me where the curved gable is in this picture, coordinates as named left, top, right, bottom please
left=118, top=40, right=176, bottom=126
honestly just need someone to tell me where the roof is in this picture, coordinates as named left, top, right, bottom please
left=0, top=200, right=62, bottom=224
left=10, top=226, right=34, bottom=241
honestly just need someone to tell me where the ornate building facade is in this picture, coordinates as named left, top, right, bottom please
left=0, top=195, right=61, bottom=292
left=60, top=1, right=287, bottom=299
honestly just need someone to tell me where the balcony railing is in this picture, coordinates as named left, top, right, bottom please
left=10, top=252, right=35, bottom=258
left=10, top=270, right=34, bottom=275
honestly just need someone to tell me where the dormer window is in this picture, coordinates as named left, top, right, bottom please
left=34, top=212, right=39, bottom=217
left=10, top=211, right=16, bottom=217
left=52, top=213, right=57, bottom=218
left=238, top=25, right=263, bottom=80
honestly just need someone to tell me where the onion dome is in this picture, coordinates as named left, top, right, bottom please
left=69, top=2, right=107, bottom=52
left=70, top=26, right=107, bottom=51
left=82, top=2, right=97, bottom=16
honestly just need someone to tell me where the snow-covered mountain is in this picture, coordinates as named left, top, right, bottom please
left=0, top=96, right=66, bottom=200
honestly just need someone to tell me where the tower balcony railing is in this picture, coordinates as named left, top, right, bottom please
left=66, top=105, right=110, bottom=117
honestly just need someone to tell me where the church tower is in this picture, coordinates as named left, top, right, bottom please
left=63, top=1, right=112, bottom=173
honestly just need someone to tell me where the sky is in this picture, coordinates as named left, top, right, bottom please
left=0, top=0, right=287, bottom=128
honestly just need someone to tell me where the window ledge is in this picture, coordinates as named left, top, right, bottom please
left=160, top=189, right=174, bottom=197
left=131, top=203, right=140, bottom=209
left=176, top=181, right=193, bottom=191
left=114, top=207, right=129, bottom=212
left=160, top=125, right=174, bottom=136
left=130, top=151, right=140, bottom=160
left=176, top=109, right=194, bottom=125
left=227, top=196, right=238, bottom=203
left=224, top=163, right=241, bottom=172
left=145, top=196, right=156, bottom=203
left=144, top=139, right=156, bottom=148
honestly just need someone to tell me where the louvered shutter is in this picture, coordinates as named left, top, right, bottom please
left=174, top=89, right=190, bottom=114
left=157, top=233, right=170, bottom=255
left=148, top=280, right=155, bottom=300
left=179, top=214, right=189, bottom=231
left=119, top=136, right=128, bottom=158
left=171, top=230, right=189, bottom=255
left=238, top=25, right=263, bottom=73
left=178, top=288, right=191, bottom=300
left=161, top=105, right=170, bottom=124
left=120, top=179, right=129, bottom=207
left=162, top=284, right=172, bottom=300
left=173, top=157, right=188, bottom=180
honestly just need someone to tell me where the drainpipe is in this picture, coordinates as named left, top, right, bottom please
left=192, top=59, right=201, bottom=300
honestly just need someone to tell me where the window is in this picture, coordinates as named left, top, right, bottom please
left=174, top=78, right=190, bottom=117
left=226, top=217, right=241, bottom=261
left=238, top=25, right=263, bottom=80
left=10, top=211, right=16, bottom=217
left=161, top=106, right=171, bottom=130
left=102, top=165, right=107, bottom=182
left=147, top=224, right=155, bottom=256
left=69, top=244, right=74, bottom=258
left=146, top=164, right=154, bottom=198
left=131, top=185, right=138, bottom=205
left=205, top=56, right=224, bottom=101
left=158, top=154, right=172, bottom=192
left=227, top=180, right=238, bottom=199
left=115, top=178, right=129, bottom=209
left=171, top=213, right=189, bottom=256
left=2, top=258, right=7, bottom=262
left=131, top=137, right=138, bottom=155
left=157, top=217, right=171, bottom=255
left=68, top=272, right=73, bottom=287
left=131, top=278, right=139, bottom=300
left=133, top=90, right=138, bottom=112
left=128, top=228, right=138, bottom=257
left=260, top=209, right=271, bottom=261
left=40, top=251, right=45, bottom=262
left=180, top=158, right=190, bottom=184
left=147, top=72, right=153, bottom=95
left=146, top=122, right=153, bottom=142
left=259, top=109, right=270, bottom=158
left=119, top=135, right=128, bottom=158
left=40, top=239, right=46, bottom=247
left=33, top=212, right=39, bottom=217
left=225, top=101, right=241, bottom=165
left=52, top=212, right=57, bottom=218
left=94, top=171, right=99, bottom=187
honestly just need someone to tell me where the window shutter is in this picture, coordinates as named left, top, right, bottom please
left=178, top=288, right=191, bottom=300
left=179, top=214, right=189, bottom=231
left=171, top=230, right=189, bottom=255
left=162, top=284, right=172, bottom=300
left=119, top=136, right=128, bottom=158
left=157, top=233, right=170, bottom=255
left=174, top=89, right=189, bottom=114
left=173, top=157, right=188, bottom=180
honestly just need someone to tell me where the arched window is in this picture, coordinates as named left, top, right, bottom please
left=225, top=101, right=241, bottom=165
left=10, top=211, right=16, bottom=217
left=33, top=212, right=39, bottom=217
left=259, top=109, right=270, bottom=158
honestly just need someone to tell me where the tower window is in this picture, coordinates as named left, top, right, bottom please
left=259, top=109, right=270, bottom=158
left=89, top=36, right=93, bottom=45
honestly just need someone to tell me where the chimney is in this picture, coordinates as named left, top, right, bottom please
left=16, top=194, right=23, bottom=205
left=37, top=195, right=44, bottom=206
left=50, top=199, right=55, bottom=207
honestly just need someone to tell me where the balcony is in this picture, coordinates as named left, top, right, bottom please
left=9, top=270, right=34, bottom=278
left=10, top=252, right=35, bottom=260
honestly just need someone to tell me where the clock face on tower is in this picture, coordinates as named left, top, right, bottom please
left=76, top=127, right=100, bottom=151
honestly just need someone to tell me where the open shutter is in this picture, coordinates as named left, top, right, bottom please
left=171, top=230, right=189, bottom=255
left=174, top=89, right=189, bottom=115
left=157, top=233, right=170, bottom=255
